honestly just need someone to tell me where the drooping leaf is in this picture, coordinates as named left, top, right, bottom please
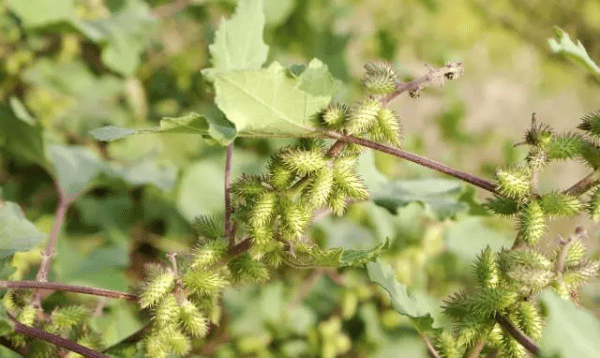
left=0, top=105, right=49, bottom=169
left=6, top=0, right=76, bottom=27
left=339, top=238, right=390, bottom=267
left=203, top=0, right=269, bottom=78
left=90, top=113, right=237, bottom=145
left=548, top=27, right=600, bottom=77
left=539, top=290, right=600, bottom=358
left=50, top=145, right=177, bottom=203
left=357, top=151, right=470, bottom=220
left=213, top=59, right=339, bottom=137
left=367, top=260, right=440, bottom=333
left=0, top=201, right=45, bottom=259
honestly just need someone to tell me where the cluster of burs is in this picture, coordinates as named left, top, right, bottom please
left=438, top=114, right=600, bottom=357
left=133, top=63, right=406, bottom=358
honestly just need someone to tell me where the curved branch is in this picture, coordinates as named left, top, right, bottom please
left=495, top=313, right=540, bottom=355
left=324, top=131, right=499, bottom=195
left=564, top=168, right=600, bottom=196
left=0, top=281, right=137, bottom=302
left=6, top=311, right=110, bottom=358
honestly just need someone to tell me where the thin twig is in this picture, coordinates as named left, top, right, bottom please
left=466, top=338, right=486, bottom=358
left=421, top=334, right=442, bottom=358
left=33, top=189, right=70, bottom=308
left=224, top=143, right=235, bottom=242
left=324, top=131, right=499, bottom=195
left=211, top=236, right=252, bottom=269
left=495, top=314, right=540, bottom=355
left=0, top=281, right=138, bottom=301
left=6, top=311, right=110, bottom=358
left=564, top=168, right=600, bottom=196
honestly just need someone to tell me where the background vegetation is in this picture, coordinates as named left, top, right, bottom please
left=1, top=0, right=600, bottom=357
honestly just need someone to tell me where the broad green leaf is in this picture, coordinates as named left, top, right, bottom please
left=72, top=0, right=155, bottom=76
left=0, top=105, right=49, bottom=169
left=357, top=151, right=470, bottom=220
left=213, top=59, right=339, bottom=137
left=548, top=27, right=600, bottom=77
left=91, top=301, right=143, bottom=348
left=50, top=145, right=176, bottom=203
left=539, top=290, right=600, bottom=358
left=90, top=113, right=237, bottom=145
left=367, top=260, right=439, bottom=333
left=0, top=201, right=45, bottom=259
left=204, top=0, right=269, bottom=77
left=263, top=0, right=296, bottom=27
left=49, top=145, right=104, bottom=202
left=6, top=0, right=76, bottom=27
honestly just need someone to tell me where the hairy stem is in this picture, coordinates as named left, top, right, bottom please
left=6, top=311, right=110, bottom=358
left=324, top=131, right=499, bottom=194
left=495, top=313, right=540, bottom=355
left=564, top=168, right=600, bottom=196
left=421, top=334, right=442, bottom=358
left=0, top=281, right=138, bottom=301
left=225, top=143, right=235, bottom=242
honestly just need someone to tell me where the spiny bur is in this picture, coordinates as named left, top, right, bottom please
left=179, top=298, right=209, bottom=337
left=303, top=167, right=334, bottom=209
left=436, top=331, right=461, bottom=358
left=190, top=238, right=228, bottom=269
left=316, top=102, right=349, bottom=128
left=474, top=246, right=498, bottom=289
left=280, top=147, right=327, bottom=175
left=194, top=215, right=224, bottom=239
left=361, top=62, right=398, bottom=96
left=496, top=166, right=531, bottom=200
left=517, top=201, right=546, bottom=245
left=139, top=266, right=176, bottom=309
left=539, top=192, right=582, bottom=217
left=577, top=110, right=600, bottom=138
left=154, top=294, right=179, bottom=327
left=345, top=97, right=382, bottom=135
left=484, top=196, right=520, bottom=216
left=370, top=107, right=402, bottom=146
left=546, top=133, right=587, bottom=161
left=249, top=191, right=277, bottom=228
left=182, top=269, right=228, bottom=296
left=586, top=187, right=600, bottom=221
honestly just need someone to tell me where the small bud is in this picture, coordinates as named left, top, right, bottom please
left=362, top=62, right=398, bottom=95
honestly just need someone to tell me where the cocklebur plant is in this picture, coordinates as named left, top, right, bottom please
left=1, top=1, right=599, bottom=357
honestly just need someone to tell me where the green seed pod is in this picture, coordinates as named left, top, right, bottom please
left=362, top=62, right=398, bottom=95
left=167, top=327, right=191, bottom=356
left=231, top=175, right=266, bottom=202
left=577, top=110, right=600, bottom=138
left=193, top=215, right=224, bottom=240
left=587, top=187, right=600, bottom=221
left=345, top=97, right=382, bottom=135
left=524, top=123, right=553, bottom=147
left=327, top=188, right=347, bottom=216
left=441, top=291, right=470, bottom=320
left=500, top=329, right=526, bottom=358
left=539, top=191, right=582, bottom=217
left=517, top=201, right=546, bottom=245
left=484, top=196, right=520, bottom=216
left=474, top=246, right=498, bottom=289
left=279, top=198, right=311, bottom=240
left=250, top=224, right=274, bottom=246
left=370, top=107, right=402, bottom=146
left=546, top=133, right=586, bottom=160
left=280, top=147, right=327, bottom=175
left=228, top=254, right=270, bottom=283
left=183, top=269, right=228, bottom=296
left=140, top=268, right=175, bottom=309
left=496, top=167, right=531, bottom=200
left=268, top=156, right=295, bottom=190
left=515, top=302, right=542, bottom=342
left=179, top=299, right=208, bottom=337
left=562, top=260, right=600, bottom=290
left=250, top=191, right=277, bottom=229
left=49, top=306, right=91, bottom=333
left=17, top=305, right=36, bottom=326
left=581, top=142, right=600, bottom=169
left=333, top=168, right=369, bottom=200
left=154, top=294, right=179, bottom=327
left=315, top=102, right=349, bottom=128
left=457, top=319, right=491, bottom=348
left=190, top=238, right=228, bottom=269
left=468, top=288, right=518, bottom=318
left=436, top=331, right=461, bottom=358
left=303, top=167, right=334, bottom=209
left=557, top=239, right=587, bottom=267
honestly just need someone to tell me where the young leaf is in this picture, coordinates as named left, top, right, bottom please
left=203, top=0, right=269, bottom=77
left=90, top=113, right=237, bottom=146
left=212, top=60, right=339, bottom=138
left=0, top=201, right=45, bottom=259
left=367, top=261, right=440, bottom=333
left=548, top=27, right=600, bottom=77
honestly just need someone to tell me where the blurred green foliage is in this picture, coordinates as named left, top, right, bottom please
left=1, top=0, right=600, bottom=357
